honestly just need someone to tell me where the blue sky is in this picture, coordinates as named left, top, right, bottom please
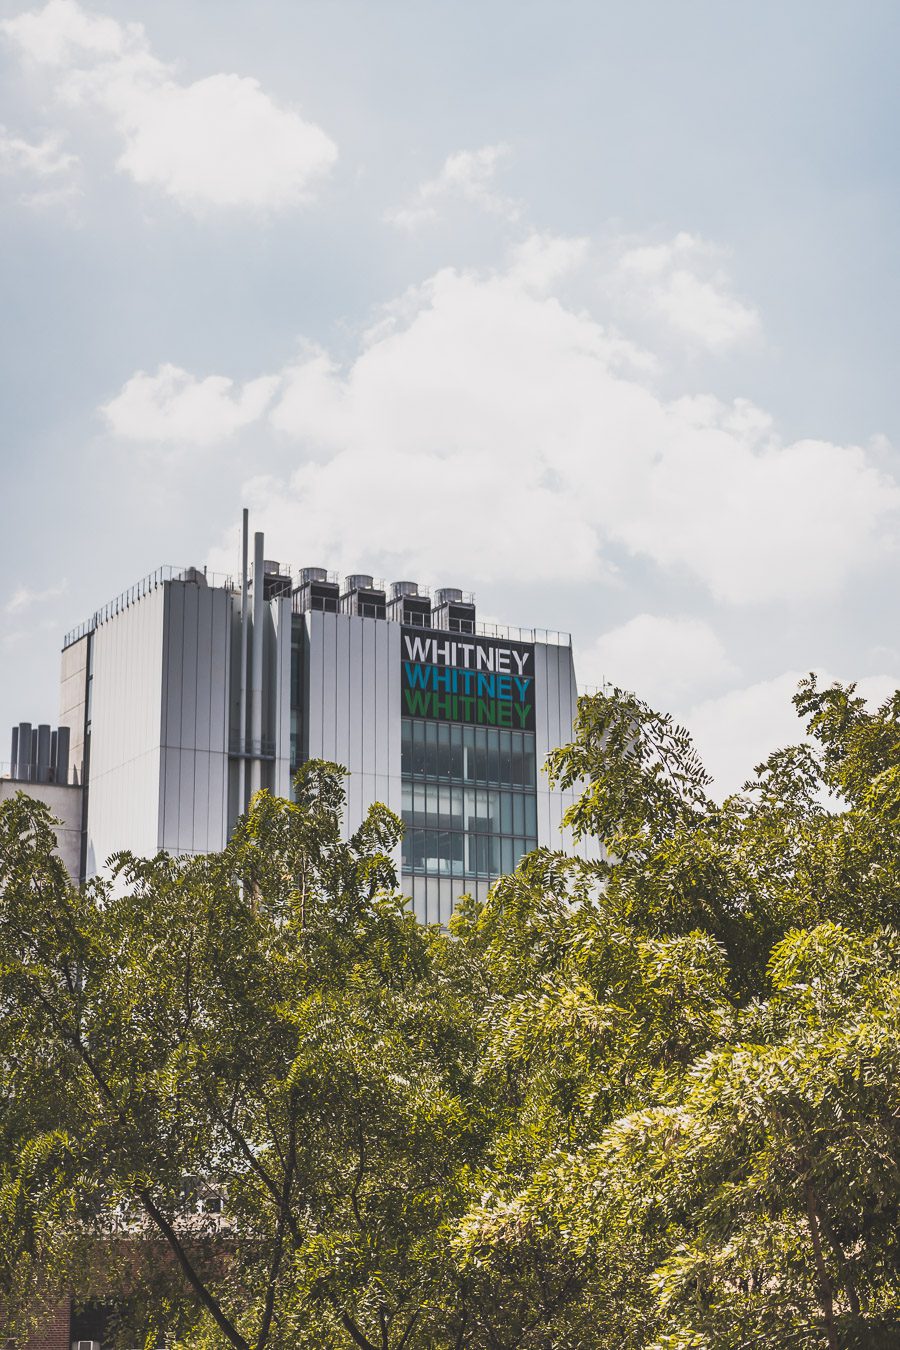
left=2, top=0, right=899, bottom=790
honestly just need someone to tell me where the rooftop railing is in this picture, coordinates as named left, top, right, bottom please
left=62, top=565, right=571, bottom=652
left=63, top=565, right=236, bottom=649
left=475, top=623, right=571, bottom=646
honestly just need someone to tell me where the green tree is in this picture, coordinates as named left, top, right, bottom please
left=4, top=678, right=900, bottom=1349
left=0, top=764, right=482, bottom=1349
left=448, top=679, right=900, bottom=1348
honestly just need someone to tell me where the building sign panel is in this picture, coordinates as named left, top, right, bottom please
left=401, top=628, right=535, bottom=730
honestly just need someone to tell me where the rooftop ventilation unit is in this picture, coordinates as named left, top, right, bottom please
left=178, top=565, right=208, bottom=586
left=344, top=573, right=374, bottom=592
left=432, top=587, right=476, bottom=635
left=387, top=581, right=431, bottom=628
left=260, top=559, right=292, bottom=601
left=293, top=567, right=339, bottom=613
left=341, top=574, right=386, bottom=620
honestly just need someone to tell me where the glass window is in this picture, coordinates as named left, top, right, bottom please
left=523, top=733, right=536, bottom=788
left=499, top=729, right=512, bottom=785
left=412, top=719, right=426, bottom=775
left=403, top=719, right=542, bottom=885
left=509, top=732, right=523, bottom=787
left=525, top=794, right=537, bottom=838
left=486, top=789, right=501, bottom=833
left=449, top=832, right=465, bottom=876
left=487, top=728, right=500, bottom=785
left=473, top=726, right=488, bottom=782
left=437, top=721, right=451, bottom=777
left=513, top=792, right=525, bottom=836
left=449, top=725, right=465, bottom=779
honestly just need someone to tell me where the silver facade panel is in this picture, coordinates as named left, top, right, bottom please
left=59, top=635, right=88, bottom=784
left=361, top=619, right=375, bottom=778
left=303, top=611, right=402, bottom=846
left=335, top=612, right=352, bottom=785
left=85, top=584, right=166, bottom=877
left=347, top=618, right=365, bottom=833
left=271, top=595, right=293, bottom=799
left=159, top=581, right=233, bottom=857
left=305, top=609, right=325, bottom=761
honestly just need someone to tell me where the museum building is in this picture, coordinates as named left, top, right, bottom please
left=6, top=513, right=594, bottom=923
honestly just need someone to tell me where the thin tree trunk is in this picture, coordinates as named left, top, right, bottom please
left=805, top=1178, right=840, bottom=1350
left=139, top=1189, right=250, bottom=1350
left=32, top=982, right=250, bottom=1350
left=341, top=1312, right=380, bottom=1350
left=818, top=1205, right=863, bottom=1322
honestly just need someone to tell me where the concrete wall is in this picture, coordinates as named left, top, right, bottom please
left=0, top=780, right=83, bottom=881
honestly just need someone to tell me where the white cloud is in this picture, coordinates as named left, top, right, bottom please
left=0, top=124, right=77, bottom=176
left=579, top=614, right=735, bottom=706
left=687, top=670, right=900, bottom=795
left=2, top=0, right=337, bottom=212
left=612, top=232, right=761, bottom=351
left=5, top=581, right=68, bottom=615
left=101, top=364, right=279, bottom=446
left=387, top=143, right=520, bottom=230
left=104, top=233, right=898, bottom=604
left=508, top=231, right=592, bottom=294
left=0, top=123, right=81, bottom=205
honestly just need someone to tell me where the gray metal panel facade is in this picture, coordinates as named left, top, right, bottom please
left=84, top=584, right=167, bottom=877
left=270, top=595, right=293, bottom=799
left=303, top=610, right=403, bottom=848
left=158, top=580, right=232, bottom=857
left=59, top=636, right=88, bottom=785
left=533, top=639, right=598, bottom=861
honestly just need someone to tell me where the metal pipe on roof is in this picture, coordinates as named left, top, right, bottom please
left=17, top=723, right=32, bottom=782
left=36, top=724, right=51, bottom=784
left=249, top=529, right=265, bottom=797
left=56, top=726, right=70, bottom=786
left=238, top=509, right=249, bottom=816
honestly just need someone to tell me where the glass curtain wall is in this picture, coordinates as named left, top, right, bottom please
left=401, top=719, right=538, bottom=911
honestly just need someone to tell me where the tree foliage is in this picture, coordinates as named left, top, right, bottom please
left=2, top=677, right=900, bottom=1347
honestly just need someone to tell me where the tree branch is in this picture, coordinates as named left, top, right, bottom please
left=341, top=1311, right=379, bottom=1350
